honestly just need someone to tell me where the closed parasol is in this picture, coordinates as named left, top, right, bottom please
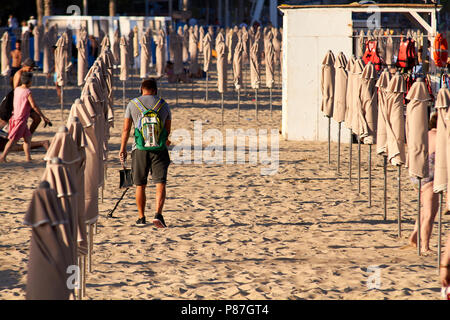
left=1, top=31, right=10, bottom=77
left=321, top=50, right=335, bottom=118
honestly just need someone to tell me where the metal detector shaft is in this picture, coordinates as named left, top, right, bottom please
left=107, top=188, right=130, bottom=218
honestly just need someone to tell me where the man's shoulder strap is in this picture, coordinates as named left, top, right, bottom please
left=132, top=97, right=165, bottom=114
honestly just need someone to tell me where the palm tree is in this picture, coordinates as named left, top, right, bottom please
left=36, top=0, right=43, bottom=26
left=44, top=0, right=52, bottom=16
left=109, top=0, right=116, bottom=16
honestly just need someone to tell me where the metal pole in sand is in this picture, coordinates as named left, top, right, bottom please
left=357, top=138, right=361, bottom=194
left=205, top=72, right=208, bottom=102
left=368, top=144, right=372, bottom=207
left=176, top=80, right=179, bottom=107
left=60, top=86, right=64, bottom=121
left=270, top=87, right=273, bottom=120
left=328, top=117, right=331, bottom=165
left=87, top=223, right=94, bottom=272
left=397, top=165, right=402, bottom=238
left=255, top=89, right=258, bottom=121
left=221, top=92, right=224, bottom=125
left=237, top=89, right=240, bottom=123
left=349, top=129, right=352, bottom=182
left=123, top=80, right=125, bottom=111
left=438, top=192, right=443, bottom=272
left=417, top=178, right=422, bottom=256
left=383, top=155, right=388, bottom=220
left=82, top=254, right=86, bottom=297
left=337, top=122, right=341, bottom=175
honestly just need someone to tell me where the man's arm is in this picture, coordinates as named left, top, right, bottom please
left=119, top=117, right=132, bottom=163
left=165, top=119, right=172, bottom=146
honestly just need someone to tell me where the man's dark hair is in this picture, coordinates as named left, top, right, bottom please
left=16, top=39, right=21, bottom=44
left=141, top=78, right=158, bottom=94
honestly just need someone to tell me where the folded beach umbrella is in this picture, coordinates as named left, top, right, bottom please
left=44, top=127, right=83, bottom=251
left=65, top=29, right=73, bottom=69
left=321, top=50, right=336, bottom=118
left=344, top=55, right=355, bottom=130
left=22, top=30, right=31, bottom=62
left=198, top=25, right=204, bottom=53
left=233, top=31, right=243, bottom=91
left=376, top=69, right=392, bottom=155
left=272, top=27, right=282, bottom=68
left=42, top=27, right=54, bottom=75
left=180, top=25, right=189, bottom=63
left=24, top=181, right=74, bottom=300
left=189, top=26, right=199, bottom=75
left=357, top=30, right=365, bottom=58
left=216, top=31, right=227, bottom=93
left=203, top=30, right=212, bottom=73
left=385, top=72, right=407, bottom=167
left=140, top=33, right=151, bottom=79
left=120, top=36, right=129, bottom=108
left=351, top=58, right=365, bottom=136
left=250, top=35, right=260, bottom=90
left=77, top=27, right=88, bottom=87
left=169, top=27, right=176, bottom=62
left=55, top=36, right=67, bottom=87
left=127, top=30, right=135, bottom=69
left=155, top=28, right=166, bottom=78
left=33, top=25, right=41, bottom=63
left=241, top=26, right=249, bottom=64
left=405, top=79, right=431, bottom=179
left=383, top=31, right=393, bottom=66
left=265, top=30, right=275, bottom=90
left=333, top=52, right=348, bottom=124
left=434, top=86, right=450, bottom=196
left=100, top=34, right=110, bottom=53
left=112, top=29, right=120, bottom=66
left=228, top=26, right=239, bottom=65
left=1, top=31, right=10, bottom=77
left=68, top=98, right=100, bottom=227
left=41, top=157, right=77, bottom=261
left=173, top=30, right=184, bottom=76
left=133, top=26, right=139, bottom=59
left=359, top=62, right=378, bottom=145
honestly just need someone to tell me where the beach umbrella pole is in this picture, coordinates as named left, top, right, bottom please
left=383, top=155, right=388, bottom=220
left=87, top=223, right=94, bottom=273
left=358, top=138, right=361, bottom=194
left=438, top=192, right=443, bottom=272
left=192, top=79, right=194, bottom=104
left=60, top=86, right=64, bottom=121
left=206, top=72, right=208, bottom=102
left=398, top=165, right=402, bottom=238
left=270, top=88, right=273, bottom=120
left=82, top=254, right=86, bottom=297
left=176, top=80, right=178, bottom=107
left=237, top=89, right=240, bottom=122
left=328, top=117, right=331, bottom=165
left=221, top=92, right=224, bottom=125
left=255, top=89, right=258, bottom=121
left=337, top=122, right=341, bottom=175
left=349, top=129, right=352, bottom=182
left=417, top=178, right=421, bottom=256
left=122, top=81, right=125, bottom=111
left=368, top=144, right=372, bottom=207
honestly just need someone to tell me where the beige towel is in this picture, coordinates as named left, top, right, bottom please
left=216, top=31, right=227, bottom=93
left=375, top=69, right=391, bottom=155
left=405, top=80, right=431, bottom=178
left=333, top=52, right=348, bottom=123
left=321, top=51, right=336, bottom=118
left=385, top=73, right=407, bottom=166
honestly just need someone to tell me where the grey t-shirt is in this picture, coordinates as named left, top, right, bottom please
left=125, top=95, right=172, bottom=151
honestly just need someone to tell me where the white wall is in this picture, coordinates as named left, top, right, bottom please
left=281, top=8, right=353, bottom=142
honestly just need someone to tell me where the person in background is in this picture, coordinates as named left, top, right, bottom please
left=8, top=15, right=18, bottom=30
left=10, top=40, right=22, bottom=85
left=0, top=72, right=50, bottom=163
left=408, top=112, right=438, bottom=253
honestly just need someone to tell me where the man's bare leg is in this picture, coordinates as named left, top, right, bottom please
left=136, top=185, right=146, bottom=219
left=23, top=135, right=32, bottom=162
left=155, top=183, right=166, bottom=215
left=29, top=112, right=41, bottom=134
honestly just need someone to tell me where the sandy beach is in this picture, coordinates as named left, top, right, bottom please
left=0, top=67, right=448, bottom=300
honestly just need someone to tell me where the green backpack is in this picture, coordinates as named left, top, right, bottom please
left=131, top=97, right=168, bottom=151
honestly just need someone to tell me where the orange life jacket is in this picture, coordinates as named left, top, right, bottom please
left=396, top=38, right=416, bottom=69
left=362, top=40, right=382, bottom=71
left=433, top=33, right=448, bottom=68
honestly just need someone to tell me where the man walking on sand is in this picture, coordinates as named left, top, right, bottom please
left=119, top=79, right=171, bottom=228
